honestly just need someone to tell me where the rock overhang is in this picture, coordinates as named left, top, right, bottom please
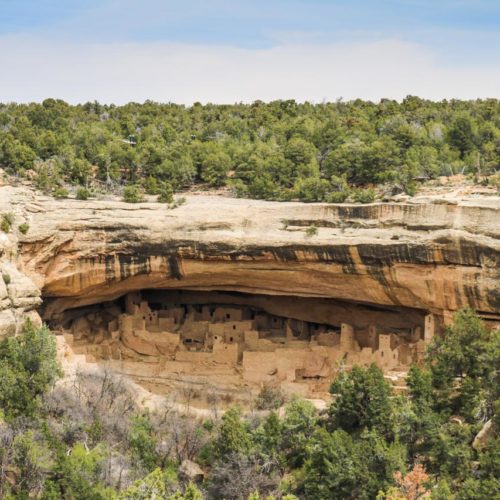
left=2, top=185, right=499, bottom=401
left=0, top=187, right=497, bottom=323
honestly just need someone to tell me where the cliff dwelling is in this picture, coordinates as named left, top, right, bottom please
left=47, top=289, right=437, bottom=404
left=2, top=185, right=498, bottom=407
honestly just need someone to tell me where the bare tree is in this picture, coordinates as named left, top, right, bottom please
left=207, top=452, right=282, bottom=500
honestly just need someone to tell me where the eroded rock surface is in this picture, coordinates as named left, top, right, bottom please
left=0, top=183, right=499, bottom=402
left=6, top=189, right=498, bottom=321
left=0, top=186, right=42, bottom=336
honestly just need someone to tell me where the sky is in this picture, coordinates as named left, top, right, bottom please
left=1, top=0, right=500, bottom=104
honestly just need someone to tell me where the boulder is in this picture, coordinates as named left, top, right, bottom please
left=0, top=276, right=9, bottom=311
left=473, top=420, right=495, bottom=451
left=121, top=328, right=159, bottom=357
left=0, top=261, right=42, bottom=337
left=0, top=309, right=16, bottom=338
left=179, top=459, right=204, bottom=482
left=1, top=262, right=41, bottom=310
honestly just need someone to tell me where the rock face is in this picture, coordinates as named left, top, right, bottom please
left=5, top=189, right=497, bottom=324
left=1, top=183, right=499, bottom=402
left=0, top=262, right=42, bottom=336
left=0, top=187, right=42, bottom=336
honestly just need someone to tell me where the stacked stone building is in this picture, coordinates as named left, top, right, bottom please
left=64, top=291, right=436, bottom=401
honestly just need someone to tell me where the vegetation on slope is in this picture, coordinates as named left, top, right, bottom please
left=1, top=98, right=499, bottom=201
left=0, top=310, right=497, bottom=498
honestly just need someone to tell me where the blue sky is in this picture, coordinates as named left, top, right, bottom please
left=3, top=1, right=500, bottom=50
left=1, top=0, right=499, bottom=103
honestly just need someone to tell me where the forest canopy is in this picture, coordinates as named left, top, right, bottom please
left=0, top=97, right=499, bottom=201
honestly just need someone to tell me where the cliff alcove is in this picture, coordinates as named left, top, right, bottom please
left=46, top=288, right=434, bottom=403
left=1, top=185, right=499, bottom=405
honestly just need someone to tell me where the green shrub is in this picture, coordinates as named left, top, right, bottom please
left=328, top=364, right=393, bottom=437
left=120, top=468, right=180, bottom=499
left=488, top=171, right=500, bottom=192
left=157, top=182, right=174, bottom=203
left=75, top=187, right=90, bottom=200
left=352, top=188, right=376, bottom=203
left=144, top=175, right=160, bottom=195
left=18, top=223, right=29, bottom=234
left=123, top=185, right=145, bottom=203
left=294, top=177, right=330, bottom=202
left=128, top=415, right=158, bottom=472
left=200, top=151, right=231, bottom=187
left=404, top=182, right=417, bottom=196
left=302, top=428, right=405, bottom=500
left=48, top=443, right=113, bottom=499
left=305, top=225, right=318, bottom=237
left=1, top=213, right=14, bottom=233
left=215, top=406, right=252, bottom=458
left=53, top=187, right=69, bottom=199
left=0, top=320, right=62, bottom=418
left=327, top=190, right=349, bottom=203
left=12, top=430, right=52, bottom=495
left=34, top=163, right=59, bottom=192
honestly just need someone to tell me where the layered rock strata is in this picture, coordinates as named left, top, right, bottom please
left=0, top=186, right=42, bottom=336
left=0, top=183, right=499, bottom=401
left=9, top=190, right=499, bottom=322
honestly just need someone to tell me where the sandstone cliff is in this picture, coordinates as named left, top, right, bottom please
left=0, top=186, right=42, bottom=336
left=0, top=184, right=497, bottom=332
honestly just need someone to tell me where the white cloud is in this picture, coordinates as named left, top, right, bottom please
left=0, top=35, right=499, bottom=104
